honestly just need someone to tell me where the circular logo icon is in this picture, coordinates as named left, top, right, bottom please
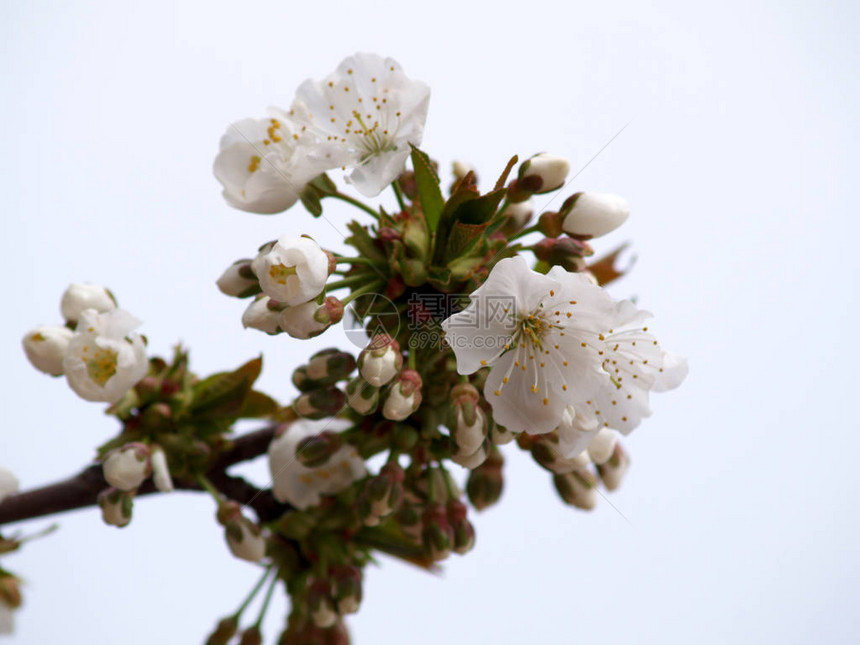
left=342, top=292, right=401, bottom=350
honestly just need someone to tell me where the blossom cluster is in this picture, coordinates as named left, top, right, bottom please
left=214, top=52, right=430, bottom=213
left=22, top=284, right=148, bottom=403
left=10, top=52, right=688, bottom=643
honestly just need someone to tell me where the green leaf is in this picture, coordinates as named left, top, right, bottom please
left=410, top=145, right=444, bottom=232
left=189, top=356, right=263, bottom=420
left=238, top=389, right=280, bottom=418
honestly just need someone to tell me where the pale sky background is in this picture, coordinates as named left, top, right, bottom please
left=2, top=1, right=858, bottom=643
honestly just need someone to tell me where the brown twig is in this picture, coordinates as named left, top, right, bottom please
left=0, top=425, right=291, bottom=526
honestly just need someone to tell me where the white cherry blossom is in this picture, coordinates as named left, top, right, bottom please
left=289, top=53, right=431, bottom=197
left=63, top=309, right=148, bottom=403
left=252, top=235, right=329, bottom=306
left=268, top=418, right=366, bottom=510
left=572, top=299, right=688, bottom=437
left=441, top=257, right=615, bottom=435
left=213, top=113, right=320, bottom=214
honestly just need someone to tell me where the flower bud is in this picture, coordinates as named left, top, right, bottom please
left=466, top=446, right=504, bottom=510
left=331, top=565, right=363, bottom=615
left=531, top=434, right=590, bottom=474
left=446, top=499, right=476, bottom=555
left=451, top=441, right=488, bottom=469
left=279, top=297, right=343, bottom=339
left=345, top=377, right=379, bottom=415
left=21, top=325, right=74, bottom=376
left=553, top=468, right=598, bottom=510
left=597, top=442, right=630, bottom=491
left=537, top=211, right=565, bottom=238
left=422, top=504, right=454, bottom=562
left=360, top=462, right=405, bottom=524
left=251, top=234, right=329, bottom=305
left=501, top=199, right=534, bottom=234
left=206, top=616, right=239, bottom=645
left=449, top=384, right=487, bottom=455
left=518, top=153, right=570, bottom=194
left=225, top=515, right=267, bottom=563
left=238, top=626, right=263, bottom=645
left=97, top=487, right=134, bottom=528
left=490, top=421, right=516, bottom=445
left=60, top=283, right=116, bottom=324
left=295, top=431, right=343, bottom=468
left=294, top=386, right=346, bottom=420
left=150, top=445, right=174, bottom=493
left=216, top=259, right=260, bottom=298
left=382, top=370, right=422, bottom=421
left=562, top=192, right=630, bottom=238
left=0, top=573, right=22, bottom=635
left=587, top=428, right=618, bottom=465
left=452, top=160, right=476, bottom=182
left=278, top=510, right=317, bottom=540
left=358, top=335, right=402, bottom=387
left=242, top=296, right=282, bottom=335
left=394, top=502, right=423, bottom=541
left=306, top=349, right=356, bottom=383
left=532, top=237, right=593, bottom=272
left=102, top=443, right=151, bottom=491
left=0, top=467, right=19, bottom=503
left=307, top=579, right=337, bottom=628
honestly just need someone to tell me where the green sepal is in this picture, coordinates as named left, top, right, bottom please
left=345, top=221, right=387, bottom=264
left=354, top=526, right=437, bottom=571
left=298, top=173, right=338, bottom=217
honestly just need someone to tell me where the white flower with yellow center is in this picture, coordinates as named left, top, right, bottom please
left=252, top=235, right=330, bottom=306
left=62, top=308, right=148, bottom=403
left=441, top=257, right=615, bottom=435
left=268, top=419, right=367, bottom=510
left=289, top=53, right=431, bottom=197
left=571, top=299, right=688, bottom=437
left=213, top=112, right=320, bottom=214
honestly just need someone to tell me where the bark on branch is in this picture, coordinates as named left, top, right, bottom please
left=0, top=425, right=292, bottom=526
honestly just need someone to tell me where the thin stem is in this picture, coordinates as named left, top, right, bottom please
left=331, top=192, right=379, bottom=219
left=254, top=569, right=280, bottom=628
left=327, top=274, right=373, bottom=291
left=407, top=339, right=417, bottom=371
left=340, top=281, right=385, bottom=306
left=509, top=224, right=541, bottom=241
left=234, top=565, right=274, bottom=619
left=391, top=180, right=407, bottom=212
left=196, top=473, right=223, bottom=503
left=335, top=256, right=385, bottom=267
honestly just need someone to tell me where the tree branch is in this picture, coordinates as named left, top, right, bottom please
left=0, top=425, right=292, bottom=527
